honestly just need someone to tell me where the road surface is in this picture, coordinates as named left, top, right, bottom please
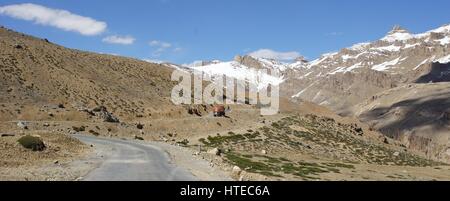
left=73, top=134, right=198, bottom=181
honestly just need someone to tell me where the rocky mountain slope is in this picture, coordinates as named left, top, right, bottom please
left=287, top=25, right=449, bottom=114
left=355, top=82, right=450, bottom=162
left=187, top=24, right=450, bottom=113
left=0, top=26, right=183, bottom=122
left=186, top=24, right=450, bottom=162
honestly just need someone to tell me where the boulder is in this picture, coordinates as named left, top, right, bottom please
left=92, top=106, right=120, bottom=123
left=354, top=127, right=364, bottom=135
left=231, top=166, right=242, bottom=179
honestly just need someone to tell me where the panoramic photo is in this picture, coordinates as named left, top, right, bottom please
left=1, top=0, right=450, bottom=190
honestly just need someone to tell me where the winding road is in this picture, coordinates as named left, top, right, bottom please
left=73, top=134, right=197, bottom=181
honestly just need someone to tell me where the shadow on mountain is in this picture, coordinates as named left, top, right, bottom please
left=416, top=63, right=450, bottom=83
left=359, top=93, right=450, bottom=138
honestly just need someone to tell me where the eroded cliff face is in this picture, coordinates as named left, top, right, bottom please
left=397, top=132, right=450, bottom=162
left=354, top=82, right=450, bottom=162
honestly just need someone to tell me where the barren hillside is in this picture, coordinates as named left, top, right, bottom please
left=0, top=26, right=182, bottom=122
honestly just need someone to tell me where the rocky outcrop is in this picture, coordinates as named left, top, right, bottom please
left=93, top=106, right=120, bottom=123
left=81, top=106, right=120, bottom=123
left=234, top=55, right=264, bottom=69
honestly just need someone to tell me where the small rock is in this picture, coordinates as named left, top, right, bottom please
left=43, top=123, right=50, bottom=127
left=137, top=123, right=144, bottom=130
left=134, top=135, right=144, bottom=141
left=207, top=148, right=222, bottom=156
left=54, top=160, right=59, bottom=164
left=17, top=121, right=28, bottom=129
left=393, top=152, right=400, bottom=157
left=261, top=150, right=267, bottom=155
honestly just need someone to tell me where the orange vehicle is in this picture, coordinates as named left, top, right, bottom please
left=213, top=105, right=226, bottom=117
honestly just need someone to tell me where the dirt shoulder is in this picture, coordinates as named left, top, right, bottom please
left=152, top=141, right=232, bottom=181
left=0, top=130, right=96, bottom=181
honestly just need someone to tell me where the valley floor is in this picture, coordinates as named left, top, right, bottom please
left=1, top=112, right=450, bottom=181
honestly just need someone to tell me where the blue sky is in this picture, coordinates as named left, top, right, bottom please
left=1, top=0, right=450, bottom=64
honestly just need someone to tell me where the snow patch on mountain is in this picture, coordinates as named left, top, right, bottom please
left=437, top=36, right=450, bottom=45
left=371, top=57, right=405, bottom=71
left=434, top=55, right=450, bottom=64
left=291, top=82, right=317, bottom=98
left=329, top=62, right=363, bottom=75
left=382, top=32, right=414, bottom=42
left=350, top=42, right=371, bottom=51
left=190, top=61, right=284, bottom=90
left=371, top=44, right=402, bottom=52
left=413, top=59, right=430, bottom=70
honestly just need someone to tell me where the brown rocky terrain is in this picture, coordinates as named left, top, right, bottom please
left=355, top=82, right=450, bottom=162
left=0, top=128, right=90, bottom=180
left=0, top=26, right=181, bottom=122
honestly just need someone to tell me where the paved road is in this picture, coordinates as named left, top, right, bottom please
left=73, top=134, right=198, bottom=181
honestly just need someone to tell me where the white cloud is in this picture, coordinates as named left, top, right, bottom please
left=0, top=3, right=106, bottom=36
left=142, top=59, right=166, bottom=64
left=149, top=40, right=180, bottom=57
left=102, top=35, right=135, bottom=45
left=326, top=32, right=344, bottom=36
left=150, top=40, right=172, bottom=48
left=249, top=49, right=301, bottom=60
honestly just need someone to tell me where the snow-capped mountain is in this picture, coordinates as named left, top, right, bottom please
left=173, top=23, right=449, bottom=115
left=285, top=24, right=450, bottom=114
left=180, top=55, right=307, bottom=90
left=296, top=25, right=450, bottom=77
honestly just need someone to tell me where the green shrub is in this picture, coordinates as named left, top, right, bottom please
left=18, top=135, right=46, bottom=151
left=177, top=139, right=189, bottom=146
left=88, top=130, right=100, bottom=136
left=72, top=126, right=85, bottom=132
